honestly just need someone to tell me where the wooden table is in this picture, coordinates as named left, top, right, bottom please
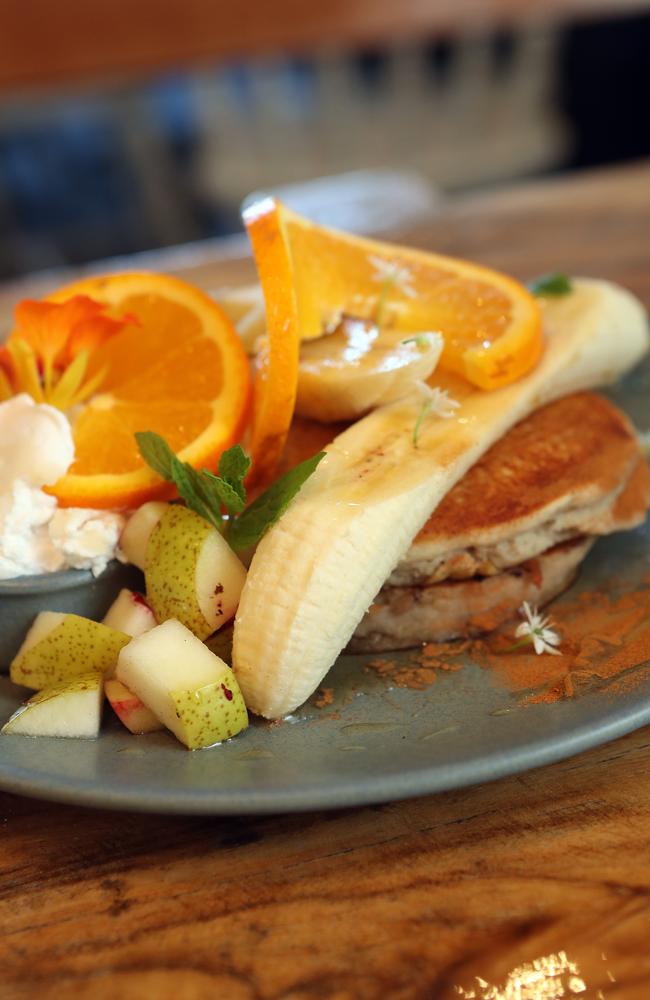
left=2, top=162, right=650, bottom=999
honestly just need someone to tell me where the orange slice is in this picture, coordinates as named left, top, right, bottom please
left=243, top=200, right=303, bottom=486
left=45, top=272, right=251, bottom=508
left=243, top=202, right=542, bottom=481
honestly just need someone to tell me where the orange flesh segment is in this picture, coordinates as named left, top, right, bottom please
left=44, top=273, right=251, bottom=508
left=251, top=200, right=543, bottom=396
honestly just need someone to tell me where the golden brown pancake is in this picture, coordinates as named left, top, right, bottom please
left=392, top=392, right=647, bottom=586
left=350, top=538, right=594, bottom=652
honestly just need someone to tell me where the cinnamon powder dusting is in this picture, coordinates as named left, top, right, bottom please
left=314, top=687, right=334, bottom=708
left=366, top=578, right=650, bottom=706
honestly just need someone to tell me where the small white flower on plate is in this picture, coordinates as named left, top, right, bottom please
left=514, top=601, right=562, bottom=655
left=368, top=255, right=417, bottom=298
left=411, top=380, right=460, bottom=446
left=414, top=380, right=460, bottom=418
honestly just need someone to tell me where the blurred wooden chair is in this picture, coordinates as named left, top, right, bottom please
left=2, top=0, right=647, bottom=91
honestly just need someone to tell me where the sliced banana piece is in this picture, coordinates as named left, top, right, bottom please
left=233, top=279, right=649, bottom=718
left=296, top=317, right=443, bottom=422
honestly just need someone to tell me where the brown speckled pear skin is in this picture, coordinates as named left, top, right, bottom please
left=145, top=506, right=214, bottom=640
left=2, top=671, right=104, bottom=738
left=170, top=673, right=248, bottom=749
left=10, top=616, right=130, bottom=691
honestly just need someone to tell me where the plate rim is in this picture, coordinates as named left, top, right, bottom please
left=1, top=693, right=650, bottom=814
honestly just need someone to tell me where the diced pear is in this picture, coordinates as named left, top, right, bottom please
left=116, top=619, right=248, bottom=749
left=103, top=588, right=157, bottom=637
left=104, top=678, right=163, bottom=734
left=145, top=506, right=246, bottom=641
left=2, top=673, right=103, bottom=739
left=15, top=611, right=67, bottom=658
left=10, top=614, right=130, bottom=691
left=119, top=501, right=168, bottom=570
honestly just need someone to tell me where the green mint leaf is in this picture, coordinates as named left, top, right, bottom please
left=169, top=458, right=222, bottom=529
left=135, top=431, right=176, bottom=481
left=528, top=273, right=573, bottom=297
left=227, top=452, right=326, bottom=552
left=217, top=445, right=251, bottom=504
left=137, top=431, right=224, bottom=530
left=202, top=470, right=246, bottom=516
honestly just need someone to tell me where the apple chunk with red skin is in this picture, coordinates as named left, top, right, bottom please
left=103, top=589, right=157, bottom=637
left=145, top=506, right=246, bottom=641
left=105, top=678, right=163, bottom=734
left=116, top=619, right=248, bottom=749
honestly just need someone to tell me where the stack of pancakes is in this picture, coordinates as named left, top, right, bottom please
left=351, top=392, right=650, bottom=650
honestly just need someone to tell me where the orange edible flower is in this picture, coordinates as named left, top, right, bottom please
left=3, top=294, right=136, bottom=409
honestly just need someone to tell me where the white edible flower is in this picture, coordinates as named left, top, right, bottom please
left=411, top=381, right=460, bottom=446
left=515, top=601, right=562, bottom=655
left=368, top=255, right=417, bottom=298
left=413, top=380, right=460, bottom=418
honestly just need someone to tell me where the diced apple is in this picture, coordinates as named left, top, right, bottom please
left=104, top=678, right=163, bottom=734
left=119, top=501, right=168, bottom=570
left=2, top=673, right=103, bottom=739
left=103, top=589, right=157, bottom=637
left=11, top=614, right=130, bottom=691
left=116, top=619, right=248, bottom=749
left=145, top=506, right=246, bottom=640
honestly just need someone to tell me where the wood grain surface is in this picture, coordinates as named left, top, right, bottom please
left=2, top=162, right=650, bottom=999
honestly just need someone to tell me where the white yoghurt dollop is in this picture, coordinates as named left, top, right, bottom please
left=0, top=394, right=125, bottom=579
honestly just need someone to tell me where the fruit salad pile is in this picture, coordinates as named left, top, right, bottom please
left=4, top=500, right=249, bottom=749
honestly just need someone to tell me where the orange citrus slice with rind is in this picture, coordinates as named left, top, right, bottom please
left=44, top=272, right=251, bottom=509
left=242, top=197, right=542, bottom=483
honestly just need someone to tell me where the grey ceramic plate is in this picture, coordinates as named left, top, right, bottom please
left=1, top=372, right=649, bottom=815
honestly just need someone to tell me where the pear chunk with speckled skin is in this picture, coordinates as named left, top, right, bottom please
left=2, top=673, right=103, bottom=739
left=119, top=501, right=169, bottom=570
left=145, top=506, right=246, bottom=641
left=116, top=619, right=248, bottom=749
left=11, top=614, right=131, bottom=691
left=14, top=611, right=67, bottom=658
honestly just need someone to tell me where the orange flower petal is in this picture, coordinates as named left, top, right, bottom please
left=63, top=312, right=136, bottom=365
left=12, top=300, right=66, bottom=369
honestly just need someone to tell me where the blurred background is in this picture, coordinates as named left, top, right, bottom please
left=1, top=0, right=649, bottom=281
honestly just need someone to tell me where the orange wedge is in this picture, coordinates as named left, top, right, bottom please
left=243, top=200, right=303, bottom=486
left=44, top=272, right=251, bottom=509
left=243, top=201, right=543, bottom=481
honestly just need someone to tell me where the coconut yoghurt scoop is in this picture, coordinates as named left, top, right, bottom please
left=0, top=393, right=124, bottom=579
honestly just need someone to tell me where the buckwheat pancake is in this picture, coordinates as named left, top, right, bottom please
left=280, top=392, right=650, bottom=652
left=389, top=392, right=648, bottom=587
left=352, top=393, right=650, bottom=651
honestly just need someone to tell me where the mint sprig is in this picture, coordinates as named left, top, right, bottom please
left=226, top=451, right=324, bottom=551
left=528, top=273, right=573, bottom=297
left=136, top=431, right=324, bottom=552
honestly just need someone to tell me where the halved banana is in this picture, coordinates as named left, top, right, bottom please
left=296, top=318, right=443, bottom=422
left=233, top=279, right=649, bottom=718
